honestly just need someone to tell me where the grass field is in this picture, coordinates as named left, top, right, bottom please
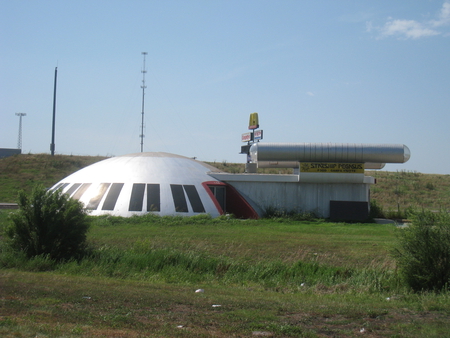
left=2, top=212, right=450, bottom=337
left=3, top=270, right=449, bottom=337
left=1, top=154, right=450, bottom=336
left=87, top=215, right=396, bottom=269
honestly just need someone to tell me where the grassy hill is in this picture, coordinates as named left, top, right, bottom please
left=0, top=154, right=107, bottom=202
left=367, top=170, right=450, bottom=214
left=1, top=153, right=449, bottom=214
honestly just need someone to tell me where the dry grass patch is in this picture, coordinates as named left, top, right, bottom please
left=2, top=271, right=450, bottom=337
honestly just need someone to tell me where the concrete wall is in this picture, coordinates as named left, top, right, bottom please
left=226, top=181, right=370, bottom=218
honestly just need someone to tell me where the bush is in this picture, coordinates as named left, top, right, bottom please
left=393, top=210, right=450, bottom=292
left=262, top=206, right=318, bottom=221
left=5, top=185, right=90, bottom=261
left=369, top=200, right=385, bottom=218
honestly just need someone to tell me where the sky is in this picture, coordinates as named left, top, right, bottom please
left=1, top=1, right=450, bottom=174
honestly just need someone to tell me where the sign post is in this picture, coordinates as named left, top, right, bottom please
left=241, top=112, right=263, bottom=172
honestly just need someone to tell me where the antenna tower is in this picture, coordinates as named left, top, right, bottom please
left=140, top=52, right=148, bottom=152
left=15, top=112, right=26, bottom=150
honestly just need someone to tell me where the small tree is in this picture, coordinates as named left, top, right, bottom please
left=393, top=210, right=450, bottom=292
left=6, top=185, right=90, bottom=261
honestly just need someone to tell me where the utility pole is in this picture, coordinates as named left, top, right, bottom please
left=50, top=67, right=58, bottom=156
left=140, top=52, right=147, bottom=152
left=15, top=112, right=26, bottom=150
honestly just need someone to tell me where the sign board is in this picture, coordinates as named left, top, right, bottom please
left=300, top=163, right=364, bottom=174
left=254, top=129, right=263, bottom=140
left=248, top=112, right=259, bottom=130
left=240, top=145, right=251, bottom=154
left=241, top=132, right=252, bottom=142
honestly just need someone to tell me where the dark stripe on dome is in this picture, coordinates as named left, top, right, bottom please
left=147, top=184, right=160, bottom=212
left=65, top=183, right=81, bottom=197
left=50, top=183, right=64, bottom=191
left=87, top=183, right=111, bottom=210
left=52, top=183, right=70, bottom=192
left=183, top=185, right=205, bottom=213
left=72, top=183, right=91, bottom=200
left=59, top=183, right=70, bottom=191
left=171, top=184, right=188, bottom=212
left=102, top=183, right=124, bottom=210
left=129, top=183, right=145, bottom=211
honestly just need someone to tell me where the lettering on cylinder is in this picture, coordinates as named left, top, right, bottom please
left=300, top=163, right=364, bottom=173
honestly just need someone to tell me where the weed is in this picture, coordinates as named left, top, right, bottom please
left=262, top=206, right=319, bottom=221
left=393, top=210, right=450, bottom=292
left=370, top=200, right=385, bottom=218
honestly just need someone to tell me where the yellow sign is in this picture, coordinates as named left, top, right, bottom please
left=300, top=163, right=364, bottom=173
left=248, top=112, right=259, bottom=130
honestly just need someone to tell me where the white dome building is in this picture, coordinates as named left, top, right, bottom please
left=51, top=141, right=411, bottom=221
left=51, top=152, right=258, bottom=218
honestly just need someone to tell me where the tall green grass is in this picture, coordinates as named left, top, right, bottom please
left=9, top=244, right=398, bottom=293
left=0, top=211, right=402, bottom=295
left=3, top=213, right=450, bottom=337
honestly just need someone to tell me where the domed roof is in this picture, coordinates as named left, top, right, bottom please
left=51, top=152, right=224, bottom=217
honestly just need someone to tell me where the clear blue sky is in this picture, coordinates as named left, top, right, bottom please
left=1, top=1, right=449, bottom=174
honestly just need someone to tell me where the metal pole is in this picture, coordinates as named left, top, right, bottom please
left=50, top=67, right=57, bottom=156
left=140, top=52, right=147, bottom=152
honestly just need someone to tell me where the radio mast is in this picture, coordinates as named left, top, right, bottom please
left=140, top=52, right=147, bottom=152
left=15, top=112, right=26, bottom=150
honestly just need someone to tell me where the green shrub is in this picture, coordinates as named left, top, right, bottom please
left=5, top=185, right=90, bottom=261
left=393, top=210, right=450, bottom=292
left=262, top=206, right=318, bottom=221
left=425, top=182, right=436, bottom=190
left=369, top=200, right=385, bottom=218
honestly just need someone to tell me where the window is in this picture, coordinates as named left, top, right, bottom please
left=50, top=183, right=64, bottom=191
left=209, top=186, right=226, bottom=212
left=147, top=184, right=160, bottom=212
left=102, top=183, right=124, bottom=210
left=72, top=183, right=92, bottom=200
left=129, top=183, right=146, bottom=211
left=184, top=185, right=205, bottom=213
left=170, top=184, right=188, bottom=212
left=87, top=183, right=111, bottom=210
left=65, top=183, right=81, bottom=197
